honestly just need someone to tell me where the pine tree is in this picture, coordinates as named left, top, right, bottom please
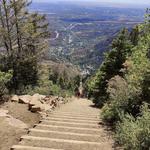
left=0, top=0, right=50, bottom=93
left=87, top=28, right=133, bottom=106
left=130, top=25, right=139, bottom=46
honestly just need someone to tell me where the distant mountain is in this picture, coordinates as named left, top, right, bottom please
left=33, top=0, right=150, bottom=8
left=29, top=2, right=145, bottom=73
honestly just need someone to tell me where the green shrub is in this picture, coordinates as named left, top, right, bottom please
left=115, top=103, right=150, bottom=150
left=101, top=76, right=129, bottom=123
left=0, top=70, right=12, bottom=96
left=24, top=80, right=62, bottom=96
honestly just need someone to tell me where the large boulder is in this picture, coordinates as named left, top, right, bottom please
left=29, top=100, right=42, bottom=110
left=0, top=109, right=28, bottom=129
left=19, top=95, right=32, bottom=104
left=32, top=93, right=46, bottom=101
left=30, top=102, right=52, bottom=111
left=11, top=95, right=19, bottom=102
left=30, top=104, right=52, bottom=113
left=28, top=94, right=42, bottom=110
left=6, top=117, right=28, bottom=129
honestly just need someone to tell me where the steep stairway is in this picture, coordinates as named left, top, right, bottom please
left=11, top=98, right=114, bottom=150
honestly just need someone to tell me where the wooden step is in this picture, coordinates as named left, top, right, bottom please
left=20, top=135, right=112, bottom=150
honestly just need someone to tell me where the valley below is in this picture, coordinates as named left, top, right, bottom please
left=30, top=2, right=145, bottom=74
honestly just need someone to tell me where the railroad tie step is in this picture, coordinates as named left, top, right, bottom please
left=40, top=120, right=100, bottom=128
left=49, top=113, right=99, bottom=118
left=47, top=115, right=99, bottom=121
left=52, top=112, right=99, bottom=117
left=28, top=128, right=107, bottom=142
left=43, top=117, right=100, bottom=124
left=29, top=128, right=100, bottom=137
left=34, top=124, right=102, bottom=132
left=20, top=135, right=105, bottom=145
left=19, top=135, right=112, bottom=150
left=34, top=124, right=103, bottom=134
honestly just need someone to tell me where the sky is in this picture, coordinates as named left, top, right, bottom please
left=33, top=0, right=150, bottom=5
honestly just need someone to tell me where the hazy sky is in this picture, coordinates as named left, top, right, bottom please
left=33, top=0, right=150, bottom=5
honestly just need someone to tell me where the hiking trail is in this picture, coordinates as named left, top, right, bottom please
left=11, top=98, right=114, bottom=150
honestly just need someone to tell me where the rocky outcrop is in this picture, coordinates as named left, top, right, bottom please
left=11, top=94, right=66, bottom=113
left=19, top=95, right=32, bottom=104
left=6, top=117, right=28, bottom=129
left=11, top=95, right=19, bottom=102
left=29, top=94, right=42, bottom=110
left=0, top=109, right=28, bottom=129
left=0, top=109, right=9, bottom=117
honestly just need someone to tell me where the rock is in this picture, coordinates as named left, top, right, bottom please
left=28, top=94, right=62, bottom=113
left=43, top=97, right=50, bottom=102
left=40, top=95, right=46, bottom=100
left=31, top=103, right=52, bottom=113
left=19, top=95, right=32, bottom=104
left=32, top=93, right=42, bottom=101
left=31, top=94, right=46, bottom=104
left=40, top=104, right=52, bottom=112
left=0, top=109, right=28, bottom=129
left=30, top=105, right=41, bottom=113
left=58, top=97, right=64, bottom=104
left=51, top=96, right=58, bottom=101
left=51, top=99, right=59, bottom=107
left=29, top=95, right=43, bottom=110
left=59, top=100, right=64, bottom=104
left=29, top=101, right=42, bottom=110
left=0, top=109, right=9, bottom=117
left=6, top=117, right=28, bottom=129
left=11, top=95, right=19, bottom=102
left=38, top=111, right=48, bottom=118
left=54, top=96, right=59, bottom=100
left=59, top=97, right=64, bottom=101
left=39, top=99, right=45, bottom=104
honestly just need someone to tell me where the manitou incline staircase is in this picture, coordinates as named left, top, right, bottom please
left=11, top=98, right=114, bottom=150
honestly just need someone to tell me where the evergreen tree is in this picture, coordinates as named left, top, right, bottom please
left=87, top=28, right=133, bottom=106
left=130, top=25, right=139, bottom=46
left=0, top=0, right=50, bottom=93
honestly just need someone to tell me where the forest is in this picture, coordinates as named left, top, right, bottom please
left=86, top=9, right=150, bottom=149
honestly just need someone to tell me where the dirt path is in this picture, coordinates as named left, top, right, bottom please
left=0, top=102, right=41, bottom=150
left=11, top=98, right=114, bottom=150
